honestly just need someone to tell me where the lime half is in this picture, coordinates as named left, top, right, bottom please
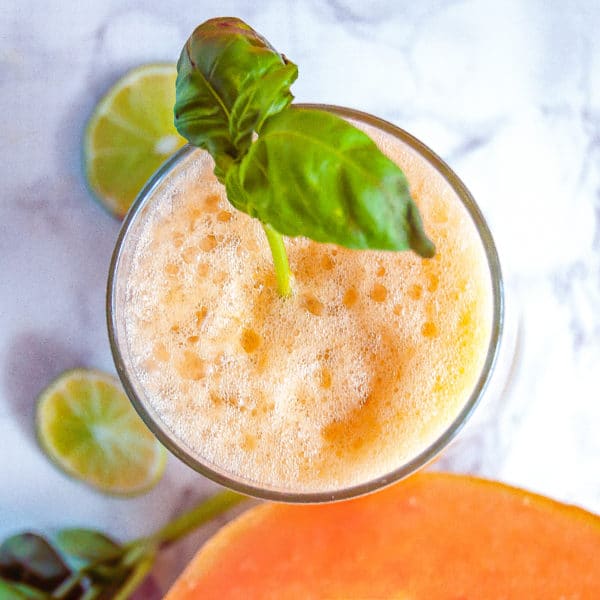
left=84, top=63, right=186, bottom=218
left=36, top=369, right=167, bottom=496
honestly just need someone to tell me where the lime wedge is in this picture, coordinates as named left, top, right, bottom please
left=84, top=63, right=186, bottom=218
left=36, top=369, right=167, bottom=496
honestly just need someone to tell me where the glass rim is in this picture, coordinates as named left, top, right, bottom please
left=107, top=103, right=504, bottom=503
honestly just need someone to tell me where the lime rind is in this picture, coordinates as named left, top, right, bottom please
left=84, top=63, right=186, bottom=219
left=36, top=369, right=167, bottom=497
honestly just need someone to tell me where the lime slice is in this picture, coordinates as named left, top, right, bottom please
left=84, top=63, right=186, bottom=218
left=36, top=369, right=167, bottom=496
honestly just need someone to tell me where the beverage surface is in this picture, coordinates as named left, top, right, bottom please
left=123, top=119, right=493, bottom=492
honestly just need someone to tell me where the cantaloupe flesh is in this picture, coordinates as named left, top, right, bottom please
left=166, top=472, right=600, bottom=599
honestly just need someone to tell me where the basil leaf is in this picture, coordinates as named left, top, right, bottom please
left=0, top=577, right=49, bottom=599
left=229, top=61, right=297, bottom=154
left=0, top=534, right=69, bottom=591
left=226, top=107, right=435, bottom=257
left=174, top=17, right=297, bottom=178
left=54, top=529, right=122, bottom=563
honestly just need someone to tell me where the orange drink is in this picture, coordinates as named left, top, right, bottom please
left=108, top=106, right=501, bottom=501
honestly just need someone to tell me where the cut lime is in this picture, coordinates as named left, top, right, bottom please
left=36, top=369, right=167, bottom=496
left=84, top=63, right=186, bottom=218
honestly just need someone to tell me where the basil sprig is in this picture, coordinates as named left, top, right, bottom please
left=0, top=491, right=244, bottom=599
left=175, top=17, right=435, bottom=296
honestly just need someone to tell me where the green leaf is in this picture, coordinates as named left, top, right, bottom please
left=0, top=534, right=69, bottom=592
left=0, top=577, right=49, bottom=599
left=229, top=62, right=298, bottom=153
left=54, top=529, right=122, bottom=564
left=174, top=17, right=297, bottom=178
left=226, top=107, right=435, bottom=257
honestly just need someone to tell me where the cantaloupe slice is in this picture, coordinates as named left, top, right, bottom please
left=166, top=473, right=600, bottom=599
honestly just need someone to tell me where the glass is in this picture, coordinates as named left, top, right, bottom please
left=107, top=105, right=504, bottom=503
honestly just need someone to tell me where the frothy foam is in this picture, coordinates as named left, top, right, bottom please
left=123, top=120, right=493, bottom=492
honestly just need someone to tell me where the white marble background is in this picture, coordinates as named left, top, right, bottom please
left=1, top=0, right=599, bottom=593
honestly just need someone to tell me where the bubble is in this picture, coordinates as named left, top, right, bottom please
left=242, top=433, right=257, bottom=451
left=421, top=322, right=438, bottom=338
left=182, top=246, right=196, bottom=264
left=321, top=254, right=335, bottom=270
left=186, top=206, right=204, bottom=227
left=407, top=284, right=422, bottom=300
left=320, top=367, right=333, bottom=389
left=172, top=231, right=185, bottom=247
left=427, top=273, right=439, bottom=292
left=301, top=293, right=324, bottom=316
left=164, top=262, right=179, bottom=276
left=195, top=307, right=208, bottom=326
left=153, top=342, right=169, bottom=362
left=240, top=328, right=261, bottom=353
left=204, top=194, right=220, bottom=211
left=343, top=287, right=358, bottom=308
left=200, top=235, right=217, bottom=251
left=370, top=283, right=388, bottom=302
left=177, top=350, right=206, bottom=380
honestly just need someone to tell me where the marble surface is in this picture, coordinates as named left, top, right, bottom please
left=2, top=0, right=599, bottom=593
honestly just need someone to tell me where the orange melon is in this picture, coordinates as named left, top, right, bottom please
left=166, top=473, right=600, bottom=599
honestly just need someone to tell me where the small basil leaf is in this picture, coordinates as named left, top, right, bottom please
left=226, top=107, right=435, bottom=257
left=229, top=61, right=298, bottom=154
left=54, top=529, right=122, bottom=563
left=0, top=534, right=69, bottom=591
left=174, top=17, right=297, bottom=178
left=0, top=577, right=49, bottom=599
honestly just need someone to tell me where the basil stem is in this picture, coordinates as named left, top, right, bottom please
left=51, top=572, right=82, bottom=599
left=80, top=585, right=102, bottom=600
left=145, top=490, right=246, bottom=547
left=262, top=223, right=292, bottom=297
left=112, top=553, right=155, bottom=600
